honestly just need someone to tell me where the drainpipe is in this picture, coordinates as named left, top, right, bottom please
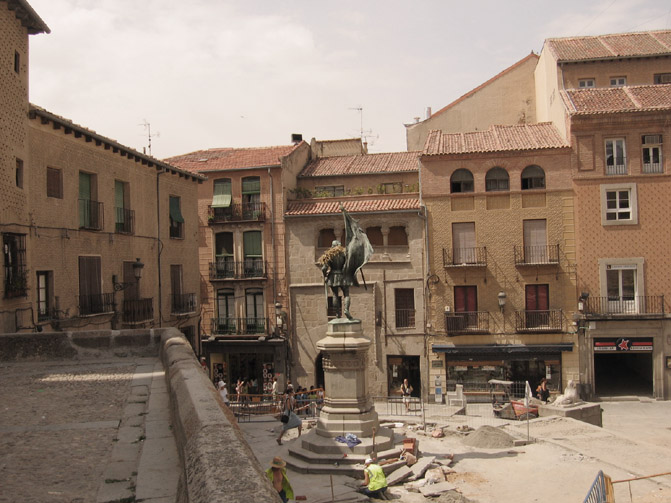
left=418, top=155, right=430, bottom=403
left=156, top=169, right=165, bottom=327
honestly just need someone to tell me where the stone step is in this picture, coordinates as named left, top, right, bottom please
left=298, top=427, right=396, bottom=455
left=286, top=451, right=407, bottom=477
left=288, top=444, right=403, bottom=465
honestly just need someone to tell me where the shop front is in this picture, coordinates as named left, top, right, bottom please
left=431, top=343, right=573, bottom=401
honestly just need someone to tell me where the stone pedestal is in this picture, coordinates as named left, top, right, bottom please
left=539, top=402, right=603, bottom=427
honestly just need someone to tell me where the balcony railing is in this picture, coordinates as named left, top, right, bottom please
left=445, top=311, right=490, bottom=335
left=515, top=309, right=563, bottom=333
left=395, top=309, right=416, bottom=328
left=209, top=259, right=267, bottom=280
left=78, top=293, right=114, bottom=316
left=207, top=202, right=266, bottom=224
left=122, top=298, right=154, bottom=324
left=4, top=266, right=27, bottom=298
left=443, top=247, right=487, bottom=267
left=606, top=162, right=627, bottom=175
left=643, top=162, right=663, bottom=174
left=115, top=207, right=135, bottom=234
left=210, top=317, right=269, bottom=337
left=171, top=293, right=197, bottom=315
left=78, top=199, right=104, bottom=230
left=514, top=244, right=559, bottom=265
left=583, top=296, right=665, bottom=316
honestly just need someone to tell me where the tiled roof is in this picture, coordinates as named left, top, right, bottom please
left=165, top=144, right=303, bottom=174
left=428, top=53, right=538, bottom=120
left=546, top=30, right=671, bottom=62
left=562, top=84, right=671, bottom=115
left=285, top=197, right=420, bottom=216
left=299, top=152, right=419, bottom=177
left=423, top=123, right=568, bottom=156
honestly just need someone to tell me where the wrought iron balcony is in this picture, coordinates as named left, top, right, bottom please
left=443, top=247, right=487, bottom=267
left=78, top=293, right=114, bottom=316
left=122, top=298, right=154, bottom=324
left=171, top=293, right=197, bottom=315
left=210, top=317, right=269, bottom=337
left=445, top=311, right=490, bottom=335
left=115, top=207, right=135, bottom=234
left=78, top=199, right=104, bottom=230
left=514, top=244, right=559, bottom=266
left=4, top=266, right=27, bottom=298
left=582, top=296, right=665, bottom=317
left=207, top=202, right=266, bottom=224
left=515, top=309, right=563, bottom=333
left=209, top=259, right=267, bottom=280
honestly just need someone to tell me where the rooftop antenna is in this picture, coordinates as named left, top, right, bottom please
left=349, top=106, right=377, bottom=148
left=139, top=120, right=160, bottom=156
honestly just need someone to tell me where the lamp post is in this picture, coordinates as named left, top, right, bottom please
left=111, top=258, right=144, bottom=328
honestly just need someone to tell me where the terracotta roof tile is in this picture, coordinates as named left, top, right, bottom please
left=562, top=84, right=671, bottom=114
left=299, top=152, right=419, bottom=177
left=423, top=123, right=568, bottom=156
left=165, top=144, right=303, bottom=174
left=285, top=197, right=420, bottom=216
left=546, top=30, right=671, bottom=62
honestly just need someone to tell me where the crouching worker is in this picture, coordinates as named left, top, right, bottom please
left=359, top=457, right=388, bottom=499
left=266, top=457, right=294, bottom=503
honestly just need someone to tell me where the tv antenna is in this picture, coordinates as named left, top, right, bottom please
left=348, top=106, right=377, bottom=147
left=139, top=120, right=160, bottom=156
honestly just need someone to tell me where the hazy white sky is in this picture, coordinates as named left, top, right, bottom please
left=27, top=0, right=671, bottom=159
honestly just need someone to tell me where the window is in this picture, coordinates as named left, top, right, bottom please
left=245, top=288, right=265, bottom=333
left=605, top=138, right=627, bottom=175
left=366, top=227, right=383, bottom=247
left=450, top=169, right=474, bottom=193
left=599, top=258, right=644, bottom=314
left=115, top=180, right=133, bottom=234
left=485, top=167, right=509, bottom=191
left=79, top=172, right=101, bottom=230
left=318, top=229, right=337, bottom=248
left=578, top=79, right=595, bottom=88
left=170, top=264, right=194, bottom=314
left=452, top=222, right=476, bottom=264
left=525, top=284, right=549, bottom=328
left=15, top=159, right=23, bottom=188
left=314, top=185, right=344, bottom=197
left=78, top=256, right=110, bottom=315
left=452, top=285, right=478, bottom=329
left=47, top=167, right=63, bottom=198
left=642, top=135, right=663, bottom=174
left=36, top=271, right=52, bottom=321
left=394, top=288, right=415, bottom=328
left=521, top=165, right=545, bottom=190
left=241, top=176, right=261, bottom=219
left=3, top=233, right=27, bottom=298
left=379, top=182, right=402, bottom=194
left=14, top=51, right=20, bottom=73
left=243, top=230, right=263, bottom=277
left=212, top=178, right=232, bottom=219
left=388, top=226, right=408, bottom=246
left=169, top=196, right=184, bottom=238
left=600, top=183, right=638, bottom=225
left=214, top=232, right=234, bottom=278
left=215, top=289, right=235, bottom=333
left=654, top=73, right=671, bottom=84
left=610, top=77, right=626, bottom=87
left=523, top=219, right=548, bottom=264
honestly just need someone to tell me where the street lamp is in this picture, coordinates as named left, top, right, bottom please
left=274, top=302, right=283, bottom=338
left=497, top=291, right=507, bottom=313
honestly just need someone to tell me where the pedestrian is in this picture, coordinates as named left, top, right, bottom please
left=217, top=380, right=229, bottom=405
left=536, top=377, right=550, bottom=402
left=266, top=456, right=294, bottom=503
left=276, top=388, right=309, bottom=445
left=271, top=377, right=279, bottom=398
left=235, top=378, right=244, bottom=402
left=401, top=378, right=413, bottom=412
left=358, top=457, right=388, bottom=499
left=200, top=357, right=208, bottom=373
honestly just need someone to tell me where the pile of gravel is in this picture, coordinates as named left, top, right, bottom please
left=461, top=425, right=515, bottom=449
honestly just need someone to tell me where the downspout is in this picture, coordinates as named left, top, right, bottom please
left=157, top=169, right=165, bottom=328
left=418, top=155, right=430, bottom=402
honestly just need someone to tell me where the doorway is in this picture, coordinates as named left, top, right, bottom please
left=387, top=355, right=420, bottom=397
left=594, top=352, right=653, bottom=396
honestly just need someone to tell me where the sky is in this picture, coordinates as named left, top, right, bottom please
left=26, top=0, right=671, bottom=159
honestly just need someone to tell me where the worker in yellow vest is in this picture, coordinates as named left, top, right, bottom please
left=359, top=457, right=388, bottom=499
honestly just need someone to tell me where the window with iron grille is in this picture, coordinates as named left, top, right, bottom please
left=394, top=288, right=415, bottom=328
left=47, top=167, right=63, bottom=198
left=3, top=233, right=27, bottom=298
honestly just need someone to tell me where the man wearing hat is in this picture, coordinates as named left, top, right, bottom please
left=359, top=457, right=388, bottom=499
left=266, top=456, right=294, bottom=503
left=217, top=380, right=229, bottom=405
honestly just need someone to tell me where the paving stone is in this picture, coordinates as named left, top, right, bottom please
left=408, top=455, right=435, bottom=480
left=386, top=465, right=413, bottom=486
left=419, top=481, right=457, bottom=497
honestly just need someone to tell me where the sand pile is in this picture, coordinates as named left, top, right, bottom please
left=461, top=425, right=515, bottom=449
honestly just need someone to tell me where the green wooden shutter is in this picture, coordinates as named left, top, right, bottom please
left=212, top=179, right=232, bottom=208
left=243, top=231, right=262, bottom=257
left=169, top=196, right=184, bottom=223
left=241, top=177, right=260, bottom=194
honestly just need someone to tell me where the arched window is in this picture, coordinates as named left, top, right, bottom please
left=318, top=229, right=336, bottom=248
left=388, top=226, right=408, bottom=246
left=450, top=169, right=474, bottom=193
left=485, top=167, right=509, bottom=192
left=521, top=165, right=545, bottom=190
left=366, top=226, right=383, bottom=246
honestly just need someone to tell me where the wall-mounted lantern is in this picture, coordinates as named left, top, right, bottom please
left=497, top=291, right=507, bottom=313
left=112, top=258, right=144, bottom=291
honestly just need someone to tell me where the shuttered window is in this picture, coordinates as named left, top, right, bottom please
left=212, top=179, right=232, bottom=208
left=243, top=231, right=262, bottom=258
left=47, top=167, right=63, bottom=198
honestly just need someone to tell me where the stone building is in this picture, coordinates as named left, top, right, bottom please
left=1, top=0, right=202, bottom=341
left=166, top=141, right=311, bottom=392
left=284, top=148, right=426, bottom=397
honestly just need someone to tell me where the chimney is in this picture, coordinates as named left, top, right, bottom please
left=291, top=133, right=302, bottom=145
left=426, top=107, right=432, bottom=119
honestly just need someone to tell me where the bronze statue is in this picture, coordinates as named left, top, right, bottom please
left=319, top=205, right=373, bottom=320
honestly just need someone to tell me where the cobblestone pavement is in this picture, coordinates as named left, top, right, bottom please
left=0, top=358, right=179, bottom=503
